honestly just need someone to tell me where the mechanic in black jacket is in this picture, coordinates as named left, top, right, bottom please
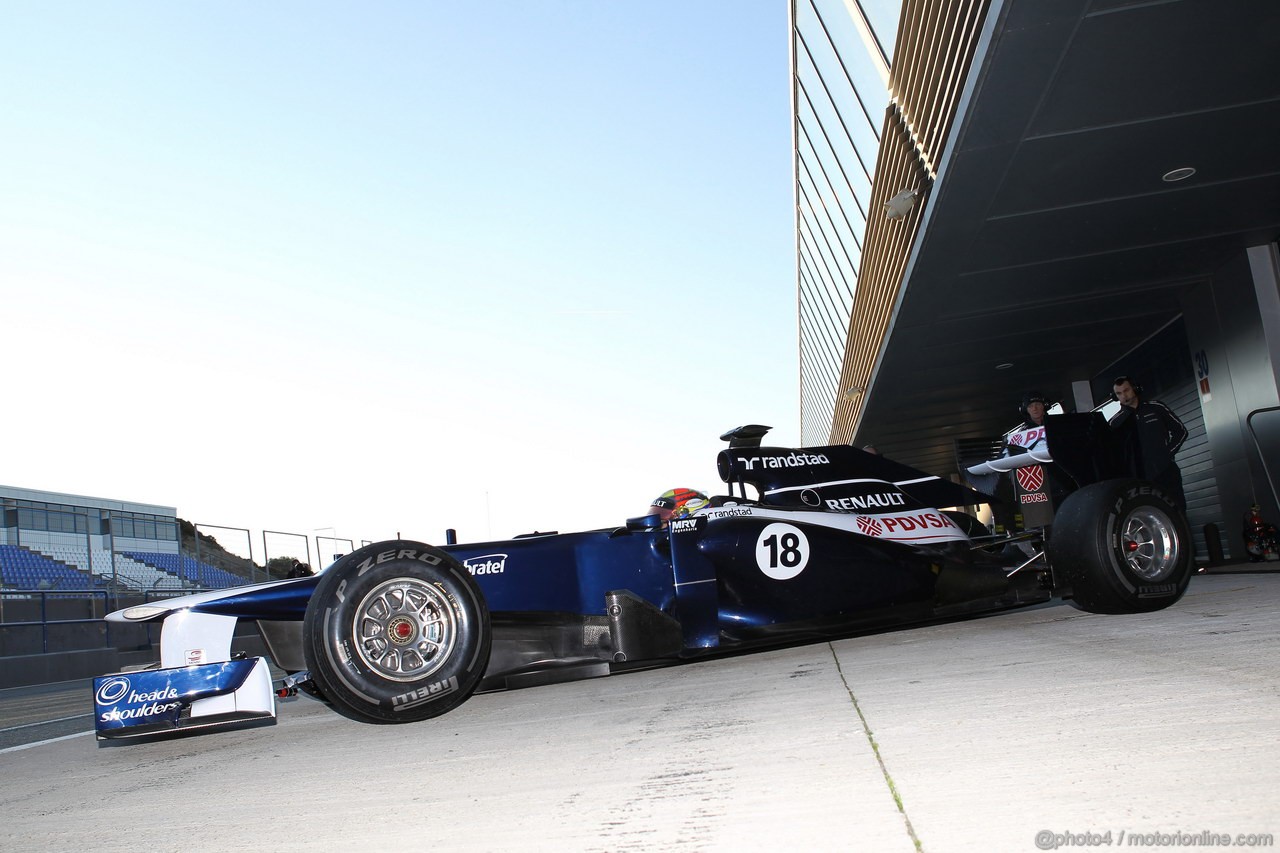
left=1109, top=376, right=1190, bottom=512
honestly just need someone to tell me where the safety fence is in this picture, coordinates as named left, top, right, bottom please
left=0, top=521, right=373, bottom=661
left=0, top=588, right=193, bottom=657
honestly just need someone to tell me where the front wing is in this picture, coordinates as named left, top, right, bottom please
left=93, top=657, right=275, bottom=740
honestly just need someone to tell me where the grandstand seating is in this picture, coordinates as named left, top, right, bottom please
left=0, top=544, right=94, bottom=591
left=0, top=545, right=245, bottom=591
left=97, top=550, right=186, bottom=590
left=123, top=552, right=245, bottom=589
left=28, top=545, right=182, bottom=591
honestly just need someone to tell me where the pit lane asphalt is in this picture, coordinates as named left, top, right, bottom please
left=2, top=572, right=1277, bottom=852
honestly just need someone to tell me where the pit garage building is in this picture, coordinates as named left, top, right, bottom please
left=791, top=0, right=1280, bottom=562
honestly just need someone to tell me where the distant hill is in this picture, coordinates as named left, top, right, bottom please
left=178, top=519, right=267, bottom=581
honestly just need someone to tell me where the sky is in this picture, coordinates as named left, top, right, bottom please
left=1, top=2, right=800, bottom=558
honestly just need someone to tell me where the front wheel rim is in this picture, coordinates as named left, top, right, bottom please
left=352, top=579, right=457, bottom=682
left=1119, top=507, right=1180, bottom=581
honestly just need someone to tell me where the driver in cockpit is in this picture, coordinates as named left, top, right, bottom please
left=644, top=488, right=710, bottom=527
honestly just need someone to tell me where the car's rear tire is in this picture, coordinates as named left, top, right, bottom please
left=302, top=540, right=490, bottom=723
left=1048, top=479, right=1192, bottom=614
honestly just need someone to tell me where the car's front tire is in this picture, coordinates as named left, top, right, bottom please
left=302, top=540, right=490, bottom=723
left=1048, top=479, right=1192, bottom=614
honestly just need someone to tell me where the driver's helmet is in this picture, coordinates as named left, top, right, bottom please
left=650, top=488, right=710, bottom=523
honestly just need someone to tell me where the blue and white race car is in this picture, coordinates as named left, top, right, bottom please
left=93, top=420, right=1192, bottom=739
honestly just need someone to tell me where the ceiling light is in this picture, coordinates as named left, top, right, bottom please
left=995, top=362, right=1014, bottom=370
left=883, top=189, right=917, bottom=220
left=1162, top=166, right=1196, bottom=182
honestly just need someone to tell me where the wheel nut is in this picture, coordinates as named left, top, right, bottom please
left=388, top=617, right=415, bottom=644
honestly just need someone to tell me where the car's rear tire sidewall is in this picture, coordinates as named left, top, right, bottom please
left=1049, top=479, right=1192, bottom=614
left=303, top=540, right=490, bottom=723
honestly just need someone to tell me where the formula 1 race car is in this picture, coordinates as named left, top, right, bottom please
left=93, top=418, right=1192, bottom=740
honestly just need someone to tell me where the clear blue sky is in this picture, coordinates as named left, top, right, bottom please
left=1, top=2, right=799, bottom=552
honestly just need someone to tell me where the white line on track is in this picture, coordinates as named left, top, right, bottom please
left=0, top=713, right=92, bottom=733
left=0, top=730, right=93, bottom=754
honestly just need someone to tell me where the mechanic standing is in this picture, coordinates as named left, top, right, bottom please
left=1109, top=375, right=1189, bottom=512
left=1012, top=391, right=1075, bottom=507
left=994, top=391, right=1073, bottom=533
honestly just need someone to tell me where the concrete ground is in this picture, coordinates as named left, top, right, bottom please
left=1, top=572, right=1277, bottom=852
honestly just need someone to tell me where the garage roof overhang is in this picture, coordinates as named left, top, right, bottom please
left=846, top=0, right=1280, bottom=475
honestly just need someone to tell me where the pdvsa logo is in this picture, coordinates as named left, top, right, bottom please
left=95, top=676, right=131, bottom=705
left=465, top=554, right=508, bottom=576
left=1008, top=426, right=1045, bottom=447
left=879, top=512, right=956, bottom=533
left=1016, top=465, right=1045, bottom=491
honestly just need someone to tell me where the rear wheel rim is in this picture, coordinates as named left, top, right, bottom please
left=1119, top=507, right=1180, bottom=581
left=352, top=578, right=456, bottom=682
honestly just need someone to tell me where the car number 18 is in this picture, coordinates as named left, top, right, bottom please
left=756, top=523, right=811, bottom=580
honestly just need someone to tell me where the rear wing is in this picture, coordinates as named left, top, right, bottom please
left=966, top=412, right=1125, bottom=489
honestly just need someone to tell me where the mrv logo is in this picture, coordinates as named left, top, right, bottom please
left=736, top=451, right=830, bottom=471
left=464, top=554, right=507, bottom=575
